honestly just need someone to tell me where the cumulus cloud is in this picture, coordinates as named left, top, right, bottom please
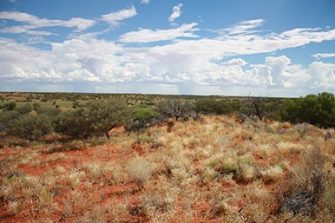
left=313, top=53, right=335, bottom=60
left=1, top=16, right=335, bottom=96
left=100, top=6, right=137, bottom=26
left=309, top=61, right=335, bottom=88
left=0, top=11, right=95, bottom=35
left=1, top=35, right=334, bottom=94
left=168, top=3, right=183, bottom=23
left=119, top=23, right=198, bottom=43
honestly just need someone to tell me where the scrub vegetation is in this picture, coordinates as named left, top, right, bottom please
left=0, top=92, right=335, bottom=222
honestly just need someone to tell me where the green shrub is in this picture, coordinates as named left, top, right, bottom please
left=55, top=108, right=93, bottom=139
left=32, top=102, right=41, bottom=110
left=36, top=105, right=61, bottom=117
left=55, top=99, right=131, bottom=139
left=282, top=92, right=335, bottom=128
left=1, top=102, right=16, bottom=111
left=129, top=106, right=161, bottom=131
left=0, top=111, right=20, bottom=131
left=72, top=101, right=80, bottom=108
left=85, top=99, right=131, bottom=138
left=8, top=114, right=53, bottom=140
left=15, top=103, right=33, bottom=114
left=196, top=99, right=242, bottom=115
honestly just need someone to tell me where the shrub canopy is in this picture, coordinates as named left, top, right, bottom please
left=282, top=92, right=335, bottom=128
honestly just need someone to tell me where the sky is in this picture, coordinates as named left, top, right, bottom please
left=0, top=0, right=335, bottom=97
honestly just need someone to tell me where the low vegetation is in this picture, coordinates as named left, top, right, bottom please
left=0, top=92, right=335, bottom=222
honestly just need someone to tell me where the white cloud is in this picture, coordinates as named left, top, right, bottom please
left=141, top=0, right=150, bottom=4
left=1, top=17, right=335, bottom=96
left=65, top=17, right=96, bottom=32
left=100, top=6, right=137, bottom=26
left=0, top=26, right=53, bottom=36
left=214, top=19, right=265, bottom=35
left=309, top=61, right=335, bottom=88
left=168, top=3, right=183, bottom=23
left=119, top=23, right=198, bottom=43
left=0, top=11, right=95, bottom=35
left=313, top=53, right=335, bottom=60
left=1, top=36, right=334, bottom=94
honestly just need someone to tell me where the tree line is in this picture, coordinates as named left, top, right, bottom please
left=0, top=92, right=334, bottom=142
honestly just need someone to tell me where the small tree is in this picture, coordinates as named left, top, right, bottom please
left=55, top=99, right=131, bottom=139
left=158, top=99, right=194, bottom=120
left=242, top=97, right=267, bottom=119
left=128, top=106, right=161, bottom=131
left=55, top=108, right=92, bottom=139
left=8, top=114, right=53, bottom=141
left=282, top=92, right=335, bottom=128
left=85, top=99, right=131, bottom=139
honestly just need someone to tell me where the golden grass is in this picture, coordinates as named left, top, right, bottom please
left=1, top=115, right=335, bottom=222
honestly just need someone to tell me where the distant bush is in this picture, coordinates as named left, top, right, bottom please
left=32, top=102, right=41, bottom=110
left=72, top=101, right=80, bottom=108
left=55, top=108, right=91, bottom=139
left=128, top=106, right=161, bottom=131
left=40, top=96, right=50, bottom=102
left=0, top=111, right=20, bottom=131
left=36, top=105, right=61, bottom=117
left=1, top=102, right=16, bottom=111
left=158, top=99, right=195, bottom=120
left=85, top=99, right=131, bottom=138
left=282, top=92, right=335, bottom=128
left=15, top=103, right=33, bottom=114
left=8, top=114, right=53, bottom=140
left=55, top=99, right=131, bottom=139
left=196, top=99, right=241, bottom=115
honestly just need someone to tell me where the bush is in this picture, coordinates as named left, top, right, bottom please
left=8, top=114, right=53, bottom=140
left=0, top=111, right=20, bottom=131
left=128, top=106, right=161, bottom=131
left=55, top=99, right=131, bottom=139
left=55, top=108, right=92, bottom=139
left=196, top=99, right=242, bottom=115
left=1, top=102, right=16, bottom=111
left=32, top=102, right=41, bottom=110
left=282, top=92, right=335, bottom=128
left=36, top=105, right=61, bottom=117
left=72, top=101, right=80, bottom=108
left=158, top=99, right=195, bottom=120
left=15, top=103, right=33, bottom=114
left=85, top=99, right=131, bottom=138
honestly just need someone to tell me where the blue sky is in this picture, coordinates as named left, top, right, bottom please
left=0, top=0, right=334, bottom=96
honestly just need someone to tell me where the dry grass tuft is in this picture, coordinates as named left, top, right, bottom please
left=127, top=156, right=152, bottom=186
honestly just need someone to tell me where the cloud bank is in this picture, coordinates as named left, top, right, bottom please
left=0, top=10, right=334, bottom=96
